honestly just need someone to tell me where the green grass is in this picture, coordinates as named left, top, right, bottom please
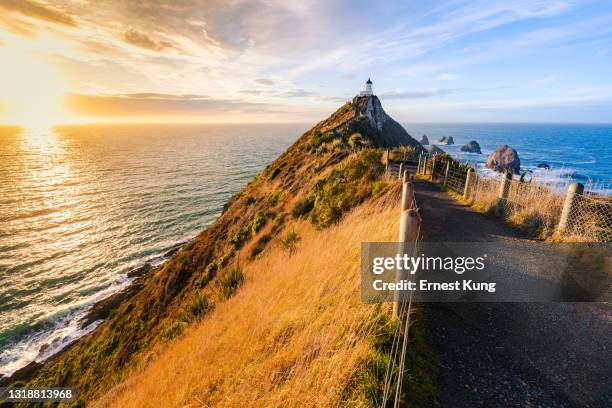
left=180, top=292, right=210, bottom=322
left=230, top=226, right=250, bottom=249
left=218, top=267, right=244, bottom=299
left=267, top=190, right=283, bottom=208
left=251, top=211, right=268, bottom=235
left=341, top=309, right=438, bottom=408
left=280, top=228, right=299, bottom=253
left=162, top=321, right=185, bottom=340
left=292, top=196, right=315, bottom=218
left=250, top=234, right=272, bottom=259
left=309, top=150, right=384, bottom=229
left=372, top=180, right=388, bottom=195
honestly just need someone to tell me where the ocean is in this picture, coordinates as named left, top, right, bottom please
left=403, top=123, right=612, bottom=193
left=0, top=123, right=304, bottom=376
left=0, top=122, right=610, bottom=376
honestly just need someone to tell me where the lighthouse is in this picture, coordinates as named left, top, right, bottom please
left=359, top=78, right=373, bottom=96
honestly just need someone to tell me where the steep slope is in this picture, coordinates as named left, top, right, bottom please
left=95, top=193, right=432, bottom=407
left=18, top=96, right=424, bottom=404
left=311, top=95, right=423, bottom=149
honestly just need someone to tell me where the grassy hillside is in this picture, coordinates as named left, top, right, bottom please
left=17, top=96, right=429, bottom=406
left=95, top=191, right=435, bottom=407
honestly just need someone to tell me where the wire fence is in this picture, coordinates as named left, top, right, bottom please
left=381, top=177, right=420, bottom=408
left=565, top=194, right=612, bottom=241
left=418, top=153, right=612, bottom=242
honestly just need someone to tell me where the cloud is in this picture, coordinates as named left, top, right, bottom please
left=63, top=92, right=278, bottom=117
left=530, top=74, right=557, bottom=86
left=316, top=95, right=350, bottom=103
left=108, top=93, right=210, bottom=100
left=239, top=90, right=265, bottom=95
left=122, top=29, right=185, bottom=54
left=437, top=73, right=461, bottom=81
left=278, top=89, right=315, bottom=98
left=0, top=0, right=77, bottom=27
left=409, top=85, right=612, bottom=111
left=254, top=78, right=275, bottom=85
left=0, top=11, right=38, bottom=37
left=379, top=88, right=464, bottom=99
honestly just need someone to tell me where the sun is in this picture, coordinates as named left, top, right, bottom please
left=0, top=43, right=68, bottom=129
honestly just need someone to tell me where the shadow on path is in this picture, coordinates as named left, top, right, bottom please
left=414, top=179, right=611, bottom=408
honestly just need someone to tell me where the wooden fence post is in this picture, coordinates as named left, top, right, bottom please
left=463, top=168, right=474, bottom=200
left=385, top=148, right=390, bottom=174
left=557, top=182, right=584, bottom=235
left=398, top=163, right=404, bottom=181
left=495, top=172, right=513, bottom=217
left=430, top=158, right=436, bottom=181
left=443, top=161, right=451, bottom=186
left=399, top=181, right=414, bottom=213
left=417, top=154, right=422, bottom=175
left=394, top=181, right=418, bottom=317
left=403, top=169, right=411, bottom=183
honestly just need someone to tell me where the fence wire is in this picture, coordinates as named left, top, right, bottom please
left=418, top=154, right=612, bottom=242
left=564, top=194, right=612, bottom=241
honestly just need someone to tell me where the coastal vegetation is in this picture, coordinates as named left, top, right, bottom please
left=95, top=191, right=436, bottom=407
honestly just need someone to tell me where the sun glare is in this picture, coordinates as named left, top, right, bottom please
left=0, top=42, right=67, bottom=129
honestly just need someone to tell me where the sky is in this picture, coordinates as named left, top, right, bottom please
left=1, top=0, right=612, bottom=125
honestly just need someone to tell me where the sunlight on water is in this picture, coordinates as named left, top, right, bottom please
left=0, top=123, right=303, bottom=376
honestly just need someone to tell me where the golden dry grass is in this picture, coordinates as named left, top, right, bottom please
left=95, top=189, right=402, bottom=408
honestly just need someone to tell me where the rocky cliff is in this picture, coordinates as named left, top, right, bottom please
left=311, top=95, right=423, bottom=150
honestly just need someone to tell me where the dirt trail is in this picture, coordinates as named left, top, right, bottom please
left=413, top=179, right=611, bottom=408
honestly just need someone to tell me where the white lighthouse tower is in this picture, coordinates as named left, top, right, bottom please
left=359, top=78, right=373, bottom=96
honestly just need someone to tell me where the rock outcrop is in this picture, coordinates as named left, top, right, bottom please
left=461, top=140, right=481, bottom=154
left=425, top=145, right=445, bottom=155
left=438, top=136, right=454, bottom=145
left=420, top=135, right=429, bottom=145
left=486, top=145, right=520, bottom=174
left=314, top=95, right=423, bottom=150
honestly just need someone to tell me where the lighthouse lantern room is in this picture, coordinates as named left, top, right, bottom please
left=360, top=78, right=373, bottom=96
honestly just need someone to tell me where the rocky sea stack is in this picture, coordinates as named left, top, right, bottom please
left=486, top=144, right=521, bottom=174
left=426, top=145, right=445, bottom=155
left=461, top=140, right=482, bottom=154
left=420, top=135, right=429, bottom=145
left=438, top=136, right=454, bottom=145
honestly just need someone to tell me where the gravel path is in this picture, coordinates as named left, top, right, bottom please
left=414, top=180, right=612, bottom=408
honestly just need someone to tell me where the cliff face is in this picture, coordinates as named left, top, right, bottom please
left=312, top=95, right=423, bottom=150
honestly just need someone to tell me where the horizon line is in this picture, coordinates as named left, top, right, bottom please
left=3, top=121, right=612, bottom=129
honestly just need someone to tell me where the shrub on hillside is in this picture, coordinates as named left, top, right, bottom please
left=250, top=234, right=272, bottom=259
left=292, top=196, right=315, bottom=218
left=308, top=130, right=337, bottom=151
left=371, top=180, right=388, bottom=195
left=162, top=321, right=185, bottom=340
left=194, top=249, right=235, bottom=289
left=218, top=267, right=244, bottom=299
left=230, top=226, right=250, bottom=248
left=309, top=150, right=383, bottom=228
left=186, top=292, right=209, bottom=317
left=281, top=229, right=300, bottom=254
left=250, top=211, right=267, bottom=235
left=348, top=133, right=371, bottom=151
left=267, top=190, right=283, bottom=207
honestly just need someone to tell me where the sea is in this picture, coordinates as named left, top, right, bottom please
left=0, top=122, right=610, bottom=376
